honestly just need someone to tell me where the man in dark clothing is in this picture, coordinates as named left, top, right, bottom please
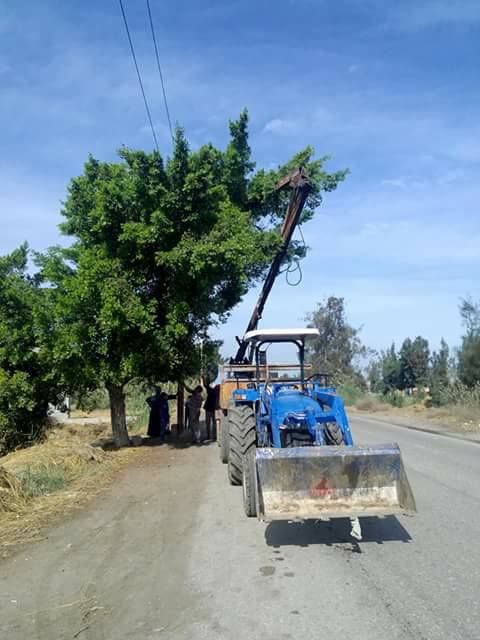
left=146, top=387, right=176, bottom=439
left=184, top=384, right=203, bottom=443
left=202, top=376, right=218, bottom=441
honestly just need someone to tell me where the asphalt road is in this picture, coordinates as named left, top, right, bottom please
left=2, top=416, right=479, bottom=640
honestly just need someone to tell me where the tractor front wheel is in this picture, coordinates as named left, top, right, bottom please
left=324, top=422, right=345, bottom=445
left=228, top=404, right=256, bottom=486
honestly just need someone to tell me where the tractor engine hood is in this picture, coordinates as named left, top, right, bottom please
left=270, top=390, right=321, bottom=425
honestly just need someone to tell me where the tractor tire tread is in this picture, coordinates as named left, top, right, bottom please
left=242, top=442, right=257, bottom=517
left=324, top=422, right=345, bottom=446
left=227, top=404, right=256, bottom=487
left=219, top=413, right=230, bottom=464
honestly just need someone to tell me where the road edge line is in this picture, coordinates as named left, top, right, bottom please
left=351, top=412, right=480, bottom=446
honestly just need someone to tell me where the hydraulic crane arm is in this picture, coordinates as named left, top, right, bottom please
left=233, top=168, right=313, bottom=363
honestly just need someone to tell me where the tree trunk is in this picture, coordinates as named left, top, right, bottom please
left=107, top=384, right=130, bottom=447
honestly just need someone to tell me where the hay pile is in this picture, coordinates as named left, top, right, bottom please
left=0, top=420, right=145, bottom=555
left=0, top=467, right=27, bottom=513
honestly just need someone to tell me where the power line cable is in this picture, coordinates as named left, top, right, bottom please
left=145, top=0, right=175, bottom=144
left=118, top=0, right=160, bottom=151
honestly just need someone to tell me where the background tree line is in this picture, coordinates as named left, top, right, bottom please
left=307, top=296, right=480, bottom=407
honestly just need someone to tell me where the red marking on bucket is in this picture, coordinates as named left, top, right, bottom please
left=310, top=477, right=333, bottom=498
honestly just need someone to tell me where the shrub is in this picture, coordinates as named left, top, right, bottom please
left=18, top=465, right=67, bottom=498
left=337, top=383, right=365, bottom=406
left=355, top=398, right=377, bottom=412
left=385, top=391, right=405, bottom=408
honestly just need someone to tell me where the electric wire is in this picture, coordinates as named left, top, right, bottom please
left=146, top=0, right=175, bottom=144
left=118, top=0, right=160, bottom=151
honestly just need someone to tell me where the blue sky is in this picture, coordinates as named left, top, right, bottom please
left=1, top=0, right=479, bottom=358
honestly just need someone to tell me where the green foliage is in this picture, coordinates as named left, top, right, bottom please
left=398, top=336, right=430, bottom=390
left=0, top=246, right=63, bottom=454
left=429, top=338, right=450, bottom=406
left=73, top=388, right=110, bottom=413
left=18, top=465, right=67, bottom=497
left=337, top=383, right=365, bottom=406
left=385, top=391, right=405, bottom=408
left=366, top=357, right=383, bottom=393
left=458, top=297, right=480, bottom=387
left=306, top=296, right=367, bottom=380
left=434, top=381, right=480, bottom=408
left=380, top=343, right=400, bottom=392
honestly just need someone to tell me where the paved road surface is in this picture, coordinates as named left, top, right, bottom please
left=2, top=416, right=479, bottom=639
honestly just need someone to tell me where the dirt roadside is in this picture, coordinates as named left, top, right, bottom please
left=0, top=419, right=152, bottom=558
left=1, top=441, right=209, bottom=640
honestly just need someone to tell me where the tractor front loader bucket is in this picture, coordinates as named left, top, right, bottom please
left=255, top=444, right=416, bottom=521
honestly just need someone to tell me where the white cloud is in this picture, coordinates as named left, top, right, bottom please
left=381, top=178, right=408, bottom=189
left=263, top=118, right=298, bottom=134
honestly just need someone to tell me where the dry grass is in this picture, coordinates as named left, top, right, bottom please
left=354, top=396, right=389, bottom=413
left=0, top=467, right=28, bottom=513
left=0, top=419, right=146, bottom=557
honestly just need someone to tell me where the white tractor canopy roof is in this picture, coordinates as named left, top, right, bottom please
left=243, top=328, right=320, bottom=344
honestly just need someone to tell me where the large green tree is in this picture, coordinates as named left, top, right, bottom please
left=0, top=245, right=63, bottom=453
left=38, top=111, right=347, bottom=445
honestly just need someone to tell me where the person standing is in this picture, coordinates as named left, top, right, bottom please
left=146, top=387, right=176, bottom=440
left=202, top=376, right=218, bottom=441
left=160, top=391, right=176, bottom=436
left=146, top=387, right=163, bottom=438
left=184, top=384, right=203, bottom=444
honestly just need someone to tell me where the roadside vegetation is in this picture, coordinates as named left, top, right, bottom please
left=0, top=420, right=144, bottom=556
left=307, top=296, right=480, bottom=431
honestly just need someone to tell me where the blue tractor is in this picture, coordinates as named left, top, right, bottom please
left=217, top=169, right=416, bottom=537
left=221, top=328, right=415, bottom=533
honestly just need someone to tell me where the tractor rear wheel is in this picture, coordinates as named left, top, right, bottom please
left=324, top=422, right=345, bottom=445
left=242, top=445, right=257, bottom=517
left=228, top=404, right=256, bottom=486
left=219, top=412, right=230, bottom=464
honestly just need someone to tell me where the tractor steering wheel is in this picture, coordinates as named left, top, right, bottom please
left=305, top=373, right=331, bottom=387
left=306, top=373, right=325, bottom=382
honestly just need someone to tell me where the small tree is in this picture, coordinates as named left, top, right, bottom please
left=0, top=245, right=63, bottom=453
left=431, top=339, right=449, bottom=386
left=366, top=356, right=383, bottom=393
left=39, top=113, right=347, bottom=445
left=430, top=338, right=450, bottom=405
left=306, top=296, right=367, bottom=382
left=398, top=336, right=429, bottom=390
left=398, top=338, right=414, bottom=390
left=381, top=343, right=400, bottom=392
left=458, top=298, right=480, bottom=386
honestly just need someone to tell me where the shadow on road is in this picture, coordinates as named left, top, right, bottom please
left=141, top=422, right=217, bottom=449
left=265, top=515, right=412, bottom=548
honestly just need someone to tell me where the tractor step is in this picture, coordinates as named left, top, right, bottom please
left=255, top=444, right=416, bottom=521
